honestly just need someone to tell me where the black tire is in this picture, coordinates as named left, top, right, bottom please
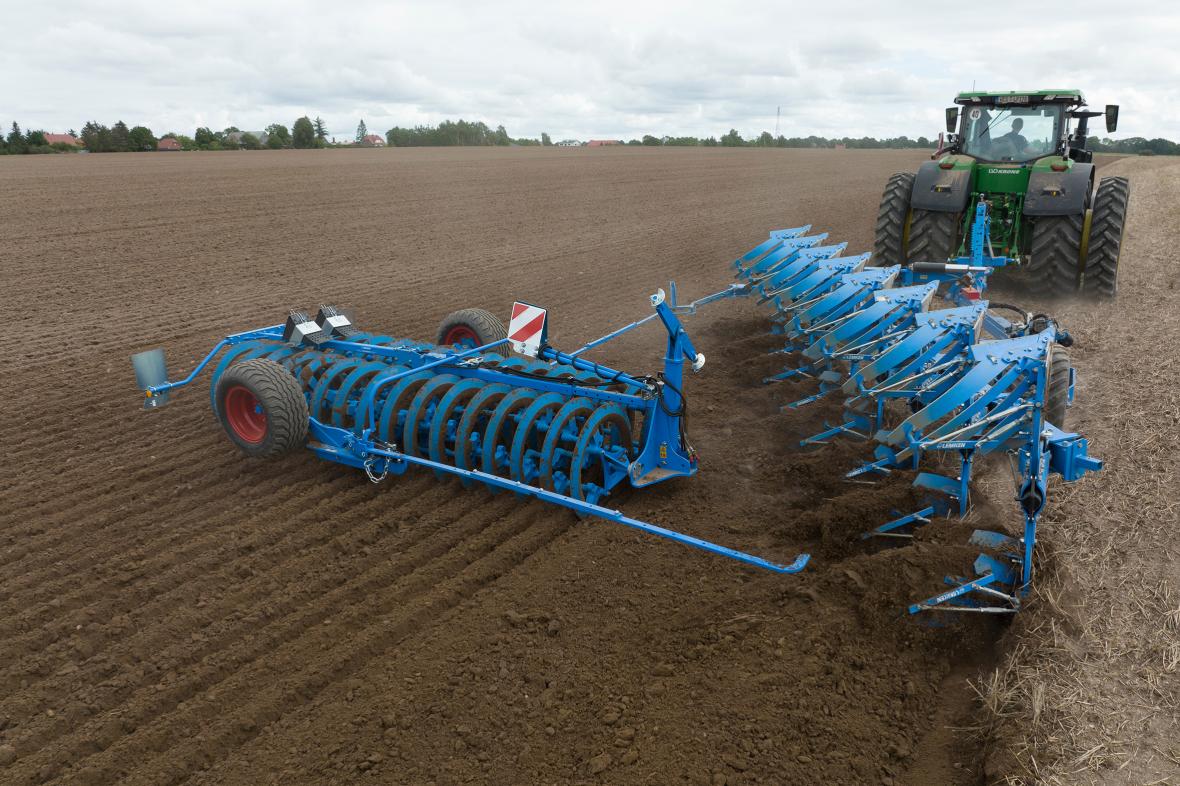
left=216, top=358, right=308, bottom=458
left=437, top=308, right=510, bottom=355
left=1082, top=176, right=1130, bottom=298
left=907, top=209, right=959, bottom=264
left=873, top=172, right=915, bottom=266
left=1045, top=344, right=1071, bottom=429
left=1027, top=214, right=1084, bottom=296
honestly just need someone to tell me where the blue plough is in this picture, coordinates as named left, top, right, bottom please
left=721, top=198, right=1102, bottom=613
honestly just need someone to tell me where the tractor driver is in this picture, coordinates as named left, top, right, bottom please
left=993, top=118, right=1029, bottom=158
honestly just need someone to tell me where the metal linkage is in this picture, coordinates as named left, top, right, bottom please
left=134, top=294, right=810, bottom=578
left=726, top=202, right=1102, bottom=614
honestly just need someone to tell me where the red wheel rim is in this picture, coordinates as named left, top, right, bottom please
left=443, top=325, right=479, bottom=347
left=224, top=385, right=267, bottom=444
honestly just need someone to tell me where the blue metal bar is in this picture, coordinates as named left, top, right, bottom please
left=668, top=282, right=751, bottom=314
left=366, top=338, right=507, bottom=385
left=907, top=572, right=1004, bottom=614
left=536, top=346, right=648, bottom=390
left=362, top=444, right=810, bottom=575
left=444, top=366, right=649, bottom=408
left=146, top=339, right=228, bottom=396
left=145, top=324, right=284, bottom=397
left=569, top=313, right=660, bottom=357
left=356, top=338, right=512, bottom=432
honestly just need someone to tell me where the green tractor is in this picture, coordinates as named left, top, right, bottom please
left=874, top=90, right=1130, bottom=297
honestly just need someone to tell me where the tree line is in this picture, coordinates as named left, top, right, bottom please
left=629, top=130, right=936, bottom=148
left=0, top=116, right=334, bottom=153
left=1086, top=136, right=1180, bottom=156
left=382, top=119, right=553, bottom=147
left=4, top=116, right=1179, bottom=156
left=1, top=122, right=77, bottom=154
left=78, top=116, right=331, bottom=151
left=376, top=122, right=934, bottom=149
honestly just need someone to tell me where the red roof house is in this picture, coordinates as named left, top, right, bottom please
left=157, top=138, right=182, bottom=151
left=43, top=133, right=82, bottom=146
left=362, top=134, right=386, bottom=147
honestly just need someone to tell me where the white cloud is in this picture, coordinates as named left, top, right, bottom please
left=1, top=0, right=1176, bottom=140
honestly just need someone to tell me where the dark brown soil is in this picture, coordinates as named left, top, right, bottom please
left=0, top=146, right=1062, bottom=785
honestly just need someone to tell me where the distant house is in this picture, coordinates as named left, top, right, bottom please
left=587, top=139, right=621, bottom=147
left=361, top=134, right=386, bottom=147
left=43, top=133, right=82, bottom=146
left=157, top=138, right=182, bottom=151
left=556, top=139, right=581, bottom=147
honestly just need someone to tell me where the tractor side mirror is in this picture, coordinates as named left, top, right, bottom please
left=1105, top=105, right=1119, bottom=133
left=945, top=107, right=958, bottom=133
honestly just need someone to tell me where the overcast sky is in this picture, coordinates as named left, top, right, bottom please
left=4, top=0, right=1178, bottom=141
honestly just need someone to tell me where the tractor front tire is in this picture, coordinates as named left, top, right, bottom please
left=873, top=172, right=915, bottom=266
left=1082, top=176, right=1130, bottom=298
left=907, top=209, right=959, bottom=264
left=1028, top=214, right=1084, bottom=296
left=1045, top=344, right=1071, bottom=429
left=216, top=358, right=309, bottom=458
left=437, top=308, right=509, bottom=355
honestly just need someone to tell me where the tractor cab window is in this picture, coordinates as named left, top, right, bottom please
left=960, top=105, right=1062, bottom=162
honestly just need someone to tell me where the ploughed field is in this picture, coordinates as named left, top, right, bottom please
left=1, top=147, right=1171, bottom=786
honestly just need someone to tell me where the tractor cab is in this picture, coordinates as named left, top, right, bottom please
left=947, top=90, right=1118, bottom=165
left=957, top=103, right=1064, bottom=163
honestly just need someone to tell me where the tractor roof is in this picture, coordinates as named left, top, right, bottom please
left=955, top=90, right=1085, bottom=107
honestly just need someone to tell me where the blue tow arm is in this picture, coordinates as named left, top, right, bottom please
left=339, top=428, right=811, bottom=575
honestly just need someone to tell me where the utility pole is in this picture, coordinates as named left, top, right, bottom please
left=775, top=106, right=780, bottom=137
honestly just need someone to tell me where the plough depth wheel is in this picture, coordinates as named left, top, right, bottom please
left=215, top=358, right=308, bottom=458
left=437, top=307, right=509, bottom=354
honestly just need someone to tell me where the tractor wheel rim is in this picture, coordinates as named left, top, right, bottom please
left=443, top=325, right=479, bottom=348
left=225, top=385, right=267, bottom=444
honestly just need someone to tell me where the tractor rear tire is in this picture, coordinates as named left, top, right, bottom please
left=1045, top=344, right=1071, bottom=429
left=437, top=308, right=510, bottom=355
left=873, top=172, right=915, bottom=266
left=1082, top=176, right=1130, bottom=298
left=907, top=209, right=959, bottom=264
left=216, top=358, right=309, bottom=458
left=1028, top=214, right=1084, bottom=296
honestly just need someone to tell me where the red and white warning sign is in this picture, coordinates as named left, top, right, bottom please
left=508, top=301, right=548, bottom=357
